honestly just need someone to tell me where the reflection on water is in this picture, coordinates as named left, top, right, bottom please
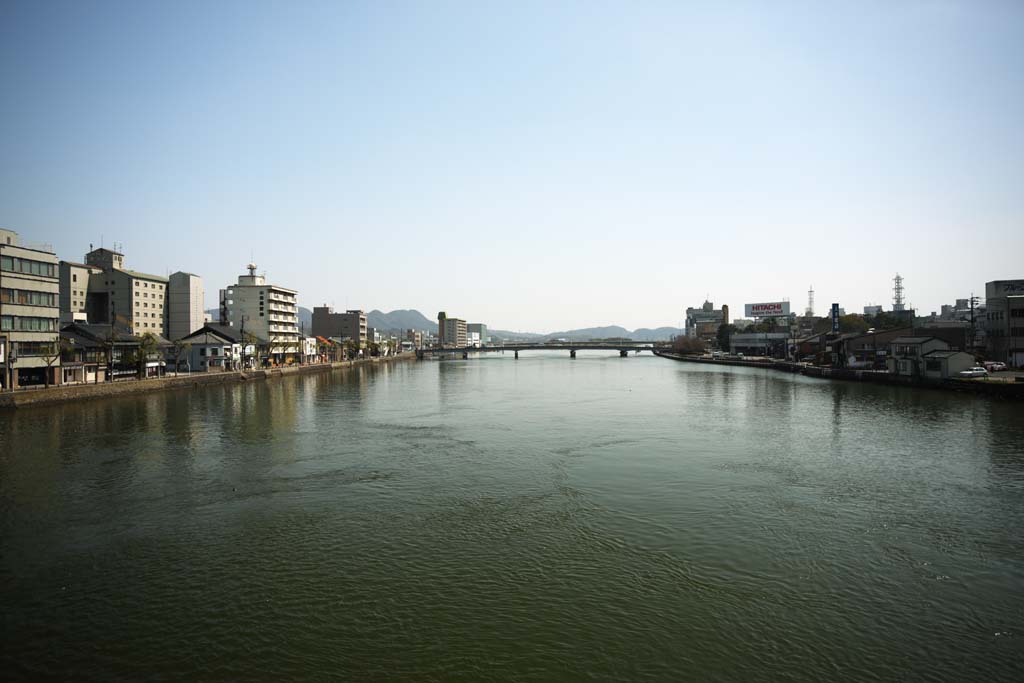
left=1, top=355, right=1022, bottom=681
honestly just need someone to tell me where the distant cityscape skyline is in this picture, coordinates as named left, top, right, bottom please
left=2, top=1, right=1021, bottom=331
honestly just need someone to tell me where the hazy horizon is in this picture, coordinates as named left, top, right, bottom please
left=2, top=1, right=1021, bottom=331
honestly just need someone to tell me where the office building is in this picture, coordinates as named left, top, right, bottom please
left=0, top=229, right=61, bottom=388
left=984, top=279, right=1024, bottom=366
left=312, top=306, right=367, bottom=347
left=80, top=246, right=168, bottom=336
left=684, top=301, right=729, bottom=341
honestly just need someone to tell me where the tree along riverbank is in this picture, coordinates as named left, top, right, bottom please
left=0, top=353, right=415, bottom=411
left=653, top=350, right=1024, bottom=400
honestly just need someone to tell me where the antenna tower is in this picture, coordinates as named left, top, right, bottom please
left=893, top=273, right=906, bottom=312
left=806, top=286, right=815, bottom=317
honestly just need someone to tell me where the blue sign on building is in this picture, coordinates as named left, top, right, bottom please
left=831, top=303, right=840, bottom=333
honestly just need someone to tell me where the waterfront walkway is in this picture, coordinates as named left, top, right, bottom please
left=0, top=354, right=413, bottom=411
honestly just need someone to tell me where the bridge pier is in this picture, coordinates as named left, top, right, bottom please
left=570, top=349, right=576, bottom=359
left=514, top=350, right=518, bottom=359
left=620, top=349, right=628, bottom=357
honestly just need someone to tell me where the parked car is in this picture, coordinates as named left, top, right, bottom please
left=958, top=366, right=989, bottom=378
left=983, top=361, right=1007, bottom=372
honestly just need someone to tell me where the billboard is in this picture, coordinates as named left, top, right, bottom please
left=745, top=301, right=790, bottom=318
left=831, top=303, right=840, bottom=333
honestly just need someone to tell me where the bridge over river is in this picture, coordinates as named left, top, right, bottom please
left=417, top=341, right=672, bottom=359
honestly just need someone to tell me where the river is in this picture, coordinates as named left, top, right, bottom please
left=2, top=353, right=1022, bottom=680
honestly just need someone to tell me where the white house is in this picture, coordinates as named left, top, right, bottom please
left=172, top=323, right=244, bottom=372
left=920, top=350, right=976, bottom=380
left=887, top=336, right=951, bottom=377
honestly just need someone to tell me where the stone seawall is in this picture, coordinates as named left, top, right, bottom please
left=0, top=354, right=413, bottom=411
left=654, top=351, right=1024, bottom=400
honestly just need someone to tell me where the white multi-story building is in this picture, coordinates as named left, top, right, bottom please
left=219, top=264, right=299, bottom=363
left=168, top=271, right=205, bottom=341
left=1, top=229, right=60, bottom=388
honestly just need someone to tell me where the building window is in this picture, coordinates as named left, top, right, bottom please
left=0, top=256, right=56, bottom=278
left=0, top=315, right=58, bottom=331
left=73, top=274, right=77, bottom=282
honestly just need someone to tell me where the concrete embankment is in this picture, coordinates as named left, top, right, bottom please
left=0, top=354, right=414, bottom=411
left=654, top=350, right=1024, bottom=400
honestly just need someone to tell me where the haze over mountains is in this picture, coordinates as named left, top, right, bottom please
left=206, top=307, right=681, bottom=340
left=364, top=310, right=680, bottom=341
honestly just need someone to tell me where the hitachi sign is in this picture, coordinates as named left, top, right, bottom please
left=744, top=301, right=790, bottom=318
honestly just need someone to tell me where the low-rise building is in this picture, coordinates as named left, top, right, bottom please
left=59, top=322, right=170, bottom=381
left=406, top=329, right=423, bottom=348
left=1, top=229, right=61, bottom=388
left=920, top=350, right=975, bottom=379
left=729, top=332, right=788, bottom=357
left=172, top=323, right=245, bottom=372
left=887, top=336, right=951, bottom=377
left=58, top=323, right=110, bottom=385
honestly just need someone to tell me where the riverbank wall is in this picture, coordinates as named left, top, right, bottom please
left=0, top=354, right=414, bottom=411
left=653, top=351, right=1024, bottom=400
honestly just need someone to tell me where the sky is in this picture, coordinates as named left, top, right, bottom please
left=1, top=0, right=1022, bottom=332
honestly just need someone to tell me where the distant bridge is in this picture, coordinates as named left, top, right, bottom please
left=416, top=341, right=673, bottom=359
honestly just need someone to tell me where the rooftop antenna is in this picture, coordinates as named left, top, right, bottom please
left=893, top=273, right=906, bottom=312
left=247, top=262, right=257, bottom=277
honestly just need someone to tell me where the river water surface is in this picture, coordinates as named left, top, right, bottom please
left=2, top=353, right=1023, bottom=680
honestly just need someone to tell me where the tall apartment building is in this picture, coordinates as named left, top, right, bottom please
left=437, top=311, right=467, bottom=347
left=984, top=279, right=1024, bottom=366
left=311, top=306, right=367, bottom=347
left=167, top=271, right=205, bottom=340
left=76, top=246, right=168, bottom=336
left=219, top=264, right=300, bottom=361
left=59, top=260, right=102, bottom=324
left=1, top=229, right=60, bottom=388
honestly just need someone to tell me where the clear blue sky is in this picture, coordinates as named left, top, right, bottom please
left=2, top=0, right=1022, bottom=331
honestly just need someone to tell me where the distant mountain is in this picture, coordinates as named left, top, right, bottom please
left=489, top=329, right=544, bottom=341
left=366, top=309, right=438, bottom=333
left=539, top=325, right=632, bottom=340
left=533, top=326, right=681, bottom=341
left=631, top=327, right=683, bottom=341
left=205, top=306, right=681, bottom=341
left=493, top=325, right=682, bottom=342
